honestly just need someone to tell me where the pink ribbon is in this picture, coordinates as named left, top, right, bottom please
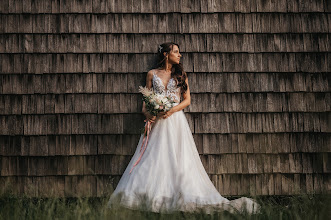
left=129, top=119, right=153, bottom=174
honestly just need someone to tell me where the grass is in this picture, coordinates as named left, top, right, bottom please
left=0, top=192, right=330, bottom=220
left=0, top=177, right=330, bottom=219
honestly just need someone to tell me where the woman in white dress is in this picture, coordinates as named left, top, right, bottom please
left=107, top=42, right=260, bottom=214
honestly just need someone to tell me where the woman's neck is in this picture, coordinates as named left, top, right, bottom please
left=161, top=62, right=172, bottom=73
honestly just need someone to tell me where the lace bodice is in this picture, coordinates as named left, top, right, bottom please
left=152, top=71, right=181, bottom=103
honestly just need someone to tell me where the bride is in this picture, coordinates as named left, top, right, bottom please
left=107, top=42, right=260, bottom=214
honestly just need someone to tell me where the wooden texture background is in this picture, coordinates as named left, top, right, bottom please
left=0, top=0, right=330, bottom=197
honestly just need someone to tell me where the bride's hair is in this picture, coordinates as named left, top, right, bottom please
left=156, top=42, right=188, bottom=94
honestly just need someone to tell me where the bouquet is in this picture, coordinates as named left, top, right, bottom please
left=129, top=86, right=176, bottom=174
left=139, top=86, right=176, bottom=117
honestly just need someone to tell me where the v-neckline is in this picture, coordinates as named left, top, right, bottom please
left=154, top=72, right=173, bottom=91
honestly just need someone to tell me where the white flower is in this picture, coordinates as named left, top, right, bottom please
left=166, top=103, right=172, bottom=108
left=139, top=86, right=153, bottom=97
left=154, top=104, right=159, bottom=109
left=154, top=94, right=163, bottom=104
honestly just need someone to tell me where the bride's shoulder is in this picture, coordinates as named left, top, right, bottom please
left=146, top=69, right=156, bottom=82
left=147, top=69, right=158, bottom=77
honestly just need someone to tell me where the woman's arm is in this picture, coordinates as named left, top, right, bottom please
left=166, top=76, right=191, bottom=115
left=142, top=70, right=156, bottom=122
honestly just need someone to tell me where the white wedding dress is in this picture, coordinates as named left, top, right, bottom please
left=107, top=71, right=261, bottom=214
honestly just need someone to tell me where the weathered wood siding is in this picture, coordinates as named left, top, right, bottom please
left=0, top=0, right=330, bottom=197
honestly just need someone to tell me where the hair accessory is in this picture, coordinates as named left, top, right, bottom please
left=158, top=45, right=163, bottom=53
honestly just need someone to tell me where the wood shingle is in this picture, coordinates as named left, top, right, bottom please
left=0, top=0, right=330, bottom=197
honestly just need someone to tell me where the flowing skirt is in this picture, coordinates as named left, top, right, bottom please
left=107, top=107, right=260, bottom=214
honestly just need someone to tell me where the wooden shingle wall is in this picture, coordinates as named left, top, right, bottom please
left=0, top=0, right=330, bottom=197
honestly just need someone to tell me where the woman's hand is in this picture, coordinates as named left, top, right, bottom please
left=144, top=111, right=156, bottom=123
left=157, top=111, right=166, bottom=118
left=162, top=109, right=175, bottom=119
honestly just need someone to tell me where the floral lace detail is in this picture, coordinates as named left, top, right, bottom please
left=152, top=71, right=181, bottom=103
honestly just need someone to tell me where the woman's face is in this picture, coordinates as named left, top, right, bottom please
left=165, top=45, right=182, bottom=65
